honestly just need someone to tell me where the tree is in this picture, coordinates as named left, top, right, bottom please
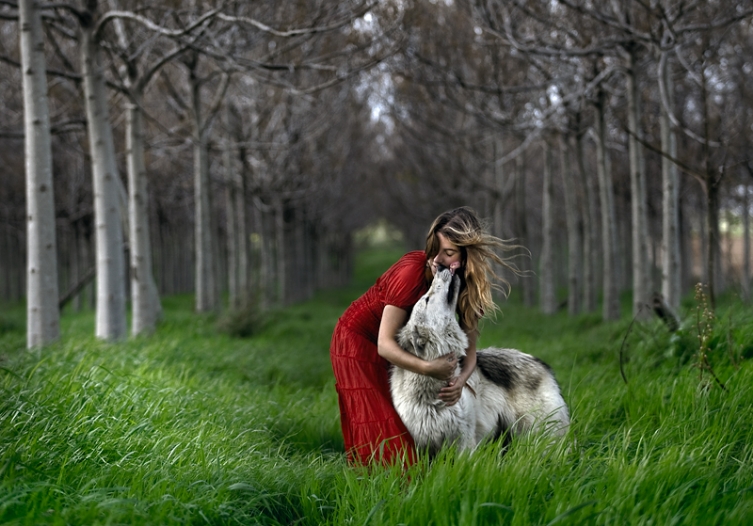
left=185, top=51, right=228, bottom=313
left=20, top=0, right=60, bottom=347
left=559, top=132, right=582, bottom=315
left=79, top=1, right=127, bottom=341
left=105, top=1, right=217, bottom=333
left=658, top=42, right=681, bottom=311
left=539, top=139, right=556, bottom=314
left=593, top=84, right=620, bottom=321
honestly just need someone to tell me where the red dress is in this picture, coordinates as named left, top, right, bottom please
left=330, top=251, right=429, bottom=465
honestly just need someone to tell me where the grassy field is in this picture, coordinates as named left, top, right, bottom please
left=2, top=247, right=753, bottom=525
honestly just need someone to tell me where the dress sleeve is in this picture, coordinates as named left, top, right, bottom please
left=382, top=252, right=428, bottom=311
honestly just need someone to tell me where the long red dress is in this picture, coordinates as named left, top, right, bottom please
left=330, top=251, right=429, bottom=465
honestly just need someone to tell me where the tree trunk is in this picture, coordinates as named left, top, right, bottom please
left=192, top=78, right=217, bottom=313
left=492, top=138, right=505, bottom=240
left=659, top=52, right=681, bottom=311
left=253, top=199, right=271, bottom=309
left=70, top=227, right=81, bottom=311
left=626, top=50, right=650, bottom=316
left=235, top=149, right=249, bottom=307
left=743, top=183, right=751, bottom=303
left=705, top=181, right=721, bottom=308
left=576, top=128, right=598, bottom=312
left=81, top=14, right=127, bottom=341
left=560, top=134, right=582, bottom=315
left=223, top=141, right=239, bottom=310
left=20, top=0, right=60, bottom=347
left=515, top=154, right=535, bottom=306
left=82, top=224, right=95, bottom=309
left=126, top=94, right=159, bottom=334
left=700, top=68, right=721, bottom=308
left=594, top=90, right=620, bottom=321
left=275, top=196, right=286, bottom=306
left=540, top=141, right=556, bottom=314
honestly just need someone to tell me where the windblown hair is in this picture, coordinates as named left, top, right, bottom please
left=425, top=206, right=522, bottom=332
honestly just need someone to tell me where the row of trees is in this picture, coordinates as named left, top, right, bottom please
left=378, top=0, right=753, bottom=319
left=2, top=0, right=753, bottom=348
left=2, top=0, right=392, bottom=347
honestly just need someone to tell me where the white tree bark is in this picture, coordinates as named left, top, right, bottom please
left=186, top=60, right=228, bottom=313
left=560, top=134, right=582, bottom=315
left=108, top=0, right=162, bottom=334
left=223, top=139, right=239, bottom=310
left=626, top=50, right=650, bottom=316
left=576, top=128, right=598, bottom=312
left=126, top=94, right=158, bottom=334
left=275, top=196, right=286, bottom=306
left=224, top=106, right=249, bottom=310
left=594, top=90, right=620, bottom=321
left=253, top=199, right=271, bottom=310
left=540, top=141, right=556, bottom=314
left=190, top=69, right=218, bottom=313
left=492, top=137, right=505, bottom=241
left=659, top=52, right=681, bottom=311
left=81, top=13, right=127, bottom=341
left=515, top=154, right=536, bottom=307
left=742, top=182, right=751, bottom=303
left=193, top=124, right=216, bottom=312
left=235, top=159, right=248, bottom=306
left=20, top=0, right=60, bottom=348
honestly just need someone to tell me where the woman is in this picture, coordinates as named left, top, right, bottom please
left=330, top=206, right=517, bottom=465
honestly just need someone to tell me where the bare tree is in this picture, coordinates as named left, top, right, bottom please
left=539, top=139, right=556, bottom=314
left=105, top=1, right=218, bottom=333
left=593, top=85, right=620, bottom=321
left=78, top=1, right=127, bottom=341
left=20, top=0, right=60, bottom=347
left=560, top=132, right=582, bottom=315
left=659, top=44, right=681, bottom=311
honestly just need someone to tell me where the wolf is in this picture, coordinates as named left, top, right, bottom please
left=390, top=268, right=570, bottom=456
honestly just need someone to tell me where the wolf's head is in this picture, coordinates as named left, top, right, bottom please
left=398, top=268, right=467, bottom=359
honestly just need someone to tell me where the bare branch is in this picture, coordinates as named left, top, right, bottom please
left=201, top=72, right=231, bottom=135
left=622, top=121, right=707, bottom=189
left=0, top=118, right=86, bottom=139
left=556, top=0, right=653, bottom=42
left=216, top=1, right=378, bottom=38
left=0, top=52, right=81, bottom=82
left=94, top=7, right=220, bottom=42
left=675, top=9, right=753, bottom=35
left=657, top=49, right=720, bottom=148
left=487, top=6, right=630, bottom=57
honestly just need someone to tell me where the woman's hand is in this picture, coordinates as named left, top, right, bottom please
left=439, top=331, right=477, bottom=407
left=422, top=353, right=457, bottom=382
left=439, top=377, right=465, bottom=406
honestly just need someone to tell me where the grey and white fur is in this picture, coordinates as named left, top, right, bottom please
left=390, top=268, right=570, bottom=456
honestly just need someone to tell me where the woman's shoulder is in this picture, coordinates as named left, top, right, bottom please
left=376, top=251, right=428, bottom=306
left=399, top=250, right=427, bottom=264
left=384, top=251, right=426, bottom=275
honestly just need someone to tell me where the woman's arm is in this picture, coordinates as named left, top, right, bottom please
left=438, top=328, right=478, bottom=406
left=377, top=305, right=457, bottom=380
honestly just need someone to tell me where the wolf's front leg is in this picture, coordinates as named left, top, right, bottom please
left=456, top=392, right=478, bottom=451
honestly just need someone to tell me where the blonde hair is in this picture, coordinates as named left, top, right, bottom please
left=425, top=206, right=521, bottom=332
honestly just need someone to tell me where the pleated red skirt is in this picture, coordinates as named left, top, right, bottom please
left=330, top=321, right=417, bottom=466
left=330, top=251, right=428, bottom=466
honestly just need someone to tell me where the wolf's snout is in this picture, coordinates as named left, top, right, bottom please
left=436, top=268, right=452, bottom=281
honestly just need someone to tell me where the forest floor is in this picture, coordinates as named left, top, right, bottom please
left=2, top=247, right=753, bottom=525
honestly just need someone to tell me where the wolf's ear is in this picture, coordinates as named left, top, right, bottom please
left=450, top=274, right=461, bottom=305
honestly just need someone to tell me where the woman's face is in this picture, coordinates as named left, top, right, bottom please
left=430, top=232, right=463, bottom=275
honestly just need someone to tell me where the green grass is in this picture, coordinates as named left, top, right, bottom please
left=2, top=247, right=753, bottom=524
